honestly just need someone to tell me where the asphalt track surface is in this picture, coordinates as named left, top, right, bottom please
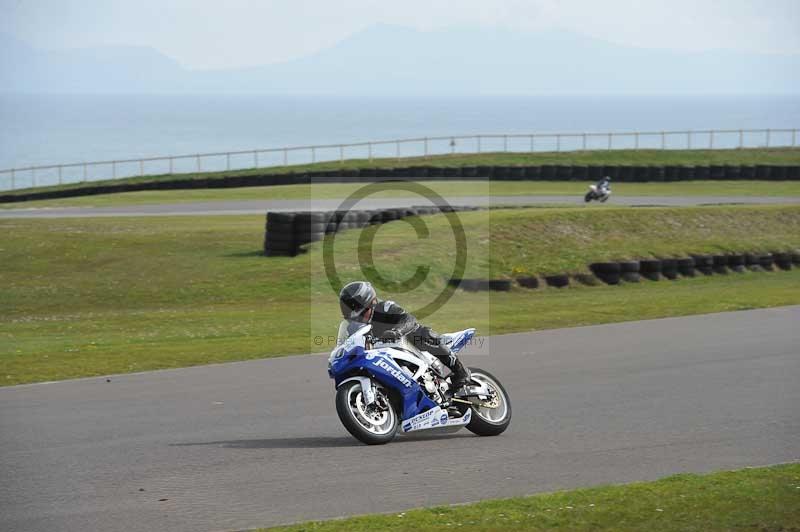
left=1, top=194, right=799, bottom=218
left=1, top=306, right=798, bottom=532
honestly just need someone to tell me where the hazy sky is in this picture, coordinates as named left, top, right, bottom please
left=2, top=0, right=799, bottom=70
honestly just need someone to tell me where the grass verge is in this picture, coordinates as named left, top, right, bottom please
left=2, top=206, right=799, bottom=385
left=1, top=180, right=799, bottom=209
left=4, top=147, right=800, bottom=199
left=260, top=463, right=800, bottom=531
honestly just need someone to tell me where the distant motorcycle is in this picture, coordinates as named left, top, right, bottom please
left=584, top=184, right=611, bottom=203
left=328, top=324, right=512, bottom=445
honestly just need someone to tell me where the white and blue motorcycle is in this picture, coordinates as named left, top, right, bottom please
left=328, top=324, right=511, bottom=445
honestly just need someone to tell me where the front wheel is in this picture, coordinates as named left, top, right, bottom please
left=464, top=367, right=512, bottom=436
left=335, top=381, right=398, bottom=445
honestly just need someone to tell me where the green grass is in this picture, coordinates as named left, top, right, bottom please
left=2, top=205, right=800, bottom=385
left=261, top=463, right=800, bottom=531
left=2, top=180, right=799, bottom=209
left=4, top=147, right=800, bottom=199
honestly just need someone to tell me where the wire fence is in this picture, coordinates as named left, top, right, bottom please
left=0, top=128, right=797, bottom=191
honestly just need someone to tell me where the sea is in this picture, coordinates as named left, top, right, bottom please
left=1, top=93, right=799, bottom=190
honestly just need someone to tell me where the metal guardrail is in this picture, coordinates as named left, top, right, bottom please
left=0, top=128, right=797, bottom=191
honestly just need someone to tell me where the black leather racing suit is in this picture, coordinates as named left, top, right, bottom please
left=360, top=299, right=470, bottom=384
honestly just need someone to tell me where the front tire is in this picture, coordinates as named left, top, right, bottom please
left=464, top=368, right=512, bottom=436
left=335, top=381, right=398, bottom=445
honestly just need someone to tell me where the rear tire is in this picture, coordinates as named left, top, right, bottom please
left=465, top=368, right=512, bottom=437
left=335, top=381, right=398, bottom=445
left=584, top=192, right=593, bottom=203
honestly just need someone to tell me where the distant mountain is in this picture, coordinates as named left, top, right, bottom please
left=0, top=33, right=186, bottom=92
left=2, top=26, right=798, bottom=94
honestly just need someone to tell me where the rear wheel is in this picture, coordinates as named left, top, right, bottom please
left=464, top=368, right=512, bottom=436
left=584, top=192, right=594, bottom=203
left=335, top=381, right=398, bottom=445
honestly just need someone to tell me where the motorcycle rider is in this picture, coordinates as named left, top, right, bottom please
left=337, top=281, right=472, bottom=393
left=596, top=175, right=611, bottom=194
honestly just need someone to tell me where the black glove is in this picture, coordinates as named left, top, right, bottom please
left=380, top=329, right=402, bottom=342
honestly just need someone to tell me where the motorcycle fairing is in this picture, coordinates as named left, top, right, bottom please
left=330, top=345, right=437, bottom=420
left=401, top=406, right=472, bottom=433
left=439, top=328, right=475, bottom=354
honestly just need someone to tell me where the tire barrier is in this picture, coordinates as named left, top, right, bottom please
left=758, top=253, right=774, bottom=271
left=650, top=166, right=666, bottom=182
left=745, top=253, right=763, bottom=272
left=488, top=279, right=513, bottom=291
left=690, top=254, right=714, bottom=275
left=618, top=166, right=634, bottom=182
left=710, top=166, right=725, bottom=180
left=712, top=255, right=730, bottom=274
left=677, top=257, right=696, bottom=277
left=589, top=262, right=621, bottom=285
left=493, top=167, right=510, bottom=180
left=678, top=166, right=695, bottom=181
left=694, top=166, right=711, bottom=180
left=728, top=254, right=746, bottom=273
left=664, top=166, right=679, bottom=181
left=4, top=164, right=800, bottom=203
left=448, top=279, right=482, bottom=292
left=773, top=252, right=793, bottom=271
left=264, top=205, right=480, bottom=256
left=516, top=276, right=540, bottom=289
left=556, top=166, right=572, bottom=181
left=661, top=258, right=679, bottom=280
left=725, top=165, right=742, bottom=180
left=588, top=166, right=605, bottom=181
left=509, top=167, right=526, bottom=181
left=639, top=259, right=663, bottom=281
left=544, top=274, right=570, bottom=288
left=445, top=249, right=795, bottom=292
left=755, top=165, right=771, bottom=180
left=619, top=260, right=641, bottom=282
left=634, top=166, right=650, bottom=182
left=525, top=166, right=541, bottom=180
left=771, top=166, right=787, bottom=181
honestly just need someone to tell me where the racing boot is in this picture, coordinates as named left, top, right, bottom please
left=449, top=358, right=472, bottom=396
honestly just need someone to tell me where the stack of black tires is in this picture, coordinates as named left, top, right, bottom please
left=588, top=251, right=794, bottom=285
left=446, top=249, right=798, bottom=292
left=264, top=205, right=481, bottom=256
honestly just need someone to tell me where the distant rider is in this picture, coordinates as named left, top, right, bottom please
left=337, top=281, right=472, bottom=392
left=596, top=175, right=611, bottom=194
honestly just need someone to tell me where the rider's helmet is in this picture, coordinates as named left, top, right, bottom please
left=339, top=281, right=377, bottom=321
left=604, top=175, right=611, bottom=181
